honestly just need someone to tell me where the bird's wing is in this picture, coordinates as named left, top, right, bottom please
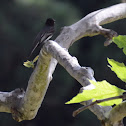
left=28, top=31, right=53, bottom=58
left=39, top=32, right=53, bottom=44
left=28, top=26, right=54, bottom=60
left=28, top=41, right=40, bottom=58
left=33, top=26, right=54, bottom=45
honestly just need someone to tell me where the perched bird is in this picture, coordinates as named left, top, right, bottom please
left=28, top=18, right=55, bottom=60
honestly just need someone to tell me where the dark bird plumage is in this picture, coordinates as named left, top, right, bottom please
left=28, top=18, right=55, bottom=60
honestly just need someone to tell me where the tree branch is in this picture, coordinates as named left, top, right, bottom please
left=0, top=3, right=125, bottom=124
left=105, top=100, right=126, bottom=125
left=56, top=3, right=126, bottom=47
left=72, top=94, right=126, bottom=117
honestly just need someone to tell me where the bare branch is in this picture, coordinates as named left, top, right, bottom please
left=0, top=3, right=126, bottom=123
left=73, top=94, right=126, bottom=117
left=44, top=40, right=112, bottom=120
left=56, top=3, right=126, bottom=47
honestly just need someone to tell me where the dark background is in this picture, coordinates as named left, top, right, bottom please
left=0, top=0, right=126, bottom=126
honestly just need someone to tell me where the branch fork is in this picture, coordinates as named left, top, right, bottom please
left=0, top=3, right=126, bottom=126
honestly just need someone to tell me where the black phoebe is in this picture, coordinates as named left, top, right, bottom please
left=28, top=18, right=55, bottom=60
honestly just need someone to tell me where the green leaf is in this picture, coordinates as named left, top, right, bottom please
left=23, top=60, right=34, bottom=68
left=23, top=55, right=39, bottom=68
left=113, top=35, right=126, bottom=55
left=107, top=58, right=126, bottom=83
left=66, top=80, right=125, bottom=106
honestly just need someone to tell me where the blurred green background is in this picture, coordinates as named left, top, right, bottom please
left=0, top=0, right=126, bottom=126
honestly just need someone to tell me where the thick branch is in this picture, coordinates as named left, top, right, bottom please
left=56, top=3, right=126, bottom=47
left=0, top=3, right=126, bottom=123
left=105, top=101, right=126, bottom=125
left=44, top=40, right=112, bottom=120
left=0, top=89, right=24, bottom=113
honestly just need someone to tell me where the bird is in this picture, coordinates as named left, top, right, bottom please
left=28, top=18, right=55, bottom=61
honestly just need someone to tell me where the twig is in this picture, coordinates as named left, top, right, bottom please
left=73, top=94, right=126, bottom=117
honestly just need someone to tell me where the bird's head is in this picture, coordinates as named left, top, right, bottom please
left=45, top=18, right=55, bottom=26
